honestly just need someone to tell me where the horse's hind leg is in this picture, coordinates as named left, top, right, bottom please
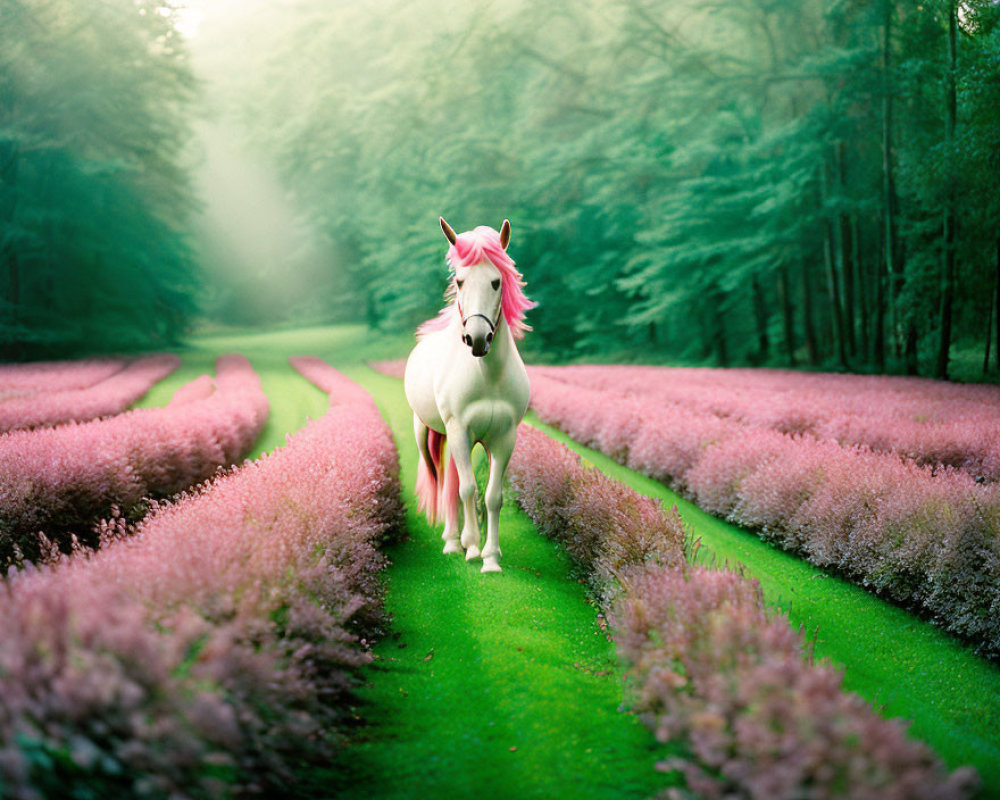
left=414, top=414, right=462, bottom=553
left=481, top=428, right=516, bottom=573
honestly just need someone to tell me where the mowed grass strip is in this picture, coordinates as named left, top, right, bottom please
left=527, top=412, right=1000, bottom=798
left=330, top=366, right=666, bottom=800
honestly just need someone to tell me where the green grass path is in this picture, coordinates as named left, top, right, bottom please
left=333, top=367, right=666, bottom=800
left=529, top=412, right=1000, bottom=797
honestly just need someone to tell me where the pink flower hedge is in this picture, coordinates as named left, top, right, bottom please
left=507, top=424, right=978, bottom=800
left=0, top=360, right=403, bottom=798
left=0, top=354, right=181, bottom=432
left=527, top=371, right=1000, bottom=656
left=0, top=358, right=127, bottom=399
left=532, top=365, right=1000, bottom=481
left=0, top=355, right=268, bottom=564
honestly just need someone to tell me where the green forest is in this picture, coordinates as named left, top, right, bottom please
left=2, top=0, right=999, bottom=379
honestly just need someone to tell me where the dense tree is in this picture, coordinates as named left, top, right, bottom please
left=0, top=0, right=198, bottom=359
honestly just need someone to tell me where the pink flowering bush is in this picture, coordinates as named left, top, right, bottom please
left=165, top=373, right=214, bottom=406
left=509, top=424, right=686, bottom=603
left=506, top=422, right=977, bottom=799
left=0, top=360, right=404, bottom=799
left=528, top=370, right=1000, bottom=656
left=617, top=567, right=978, bottom=800
left=0, top=358, right=127, bottom=399
left=0, top=355, right=268, bottom=564
left=532, top=364, right=1000, bottom=481
left=368, top=359, right=407, bottom=379
left=0, top=355, right=180, bottom=432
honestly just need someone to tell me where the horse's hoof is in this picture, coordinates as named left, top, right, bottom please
left=481, top=556, right=502, bottom=573
left=465, top=544, right=481, bottom=560
left=443, top=539, right=462, bottom=554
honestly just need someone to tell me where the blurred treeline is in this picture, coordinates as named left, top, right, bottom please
left=198, top=0, right=1000, bottom=377
left=3, top=0, right=1000, bottom=379
left=0, top=0, right=198, bottom=358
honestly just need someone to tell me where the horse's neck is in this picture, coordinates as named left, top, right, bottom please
left=482, top=315, right=518, bottom=377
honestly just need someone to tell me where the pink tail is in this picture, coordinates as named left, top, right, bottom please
left=441, top=450, right=459, bottom=528
left=416, top=429, right=445, bottom=523
left=415, top=428, right=460, bottom=527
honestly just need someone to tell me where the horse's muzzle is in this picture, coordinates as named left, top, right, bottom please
left=463, top=317, right=494, bottom=358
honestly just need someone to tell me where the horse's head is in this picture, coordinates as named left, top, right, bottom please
left=441, top=217, right=511, bottom=358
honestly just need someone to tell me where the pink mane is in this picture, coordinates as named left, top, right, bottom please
left=417, top=224, right=536, bottom=340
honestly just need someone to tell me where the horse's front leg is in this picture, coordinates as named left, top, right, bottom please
left=444, top=421, right=482, bottom=560
left=482, top=428, right=516, bottom=574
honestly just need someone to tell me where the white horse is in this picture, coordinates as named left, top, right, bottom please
left=404, top=217, right=535, bottom=573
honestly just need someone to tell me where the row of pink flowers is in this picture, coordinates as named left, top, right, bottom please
left=0, top=357, right=127, bottom=399
left=532, top=365, right=1000, bottom=480
left=507, top=424, right=977, bottom=799
left=0, top=359, right=404, bottom=798
left=528, top=372, right=1000, bottom=656
left=0, top=355, right=269, bottom=565
left=0, top=354, right=181, bottom=432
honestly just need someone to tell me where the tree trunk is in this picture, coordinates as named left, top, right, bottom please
left=905, top=322, right=919, bottom=374
left=875, top=241, right=887, bottom=372
left=712, top=285, right=729, bottom=367
left=854, top=217, right=870, bottom=362
left=778, top=263, right=797, bottom=366
left=984, top=270, right=993, bottom=376
left=839, top=148, right=857, bottom=359
left=935, top=0, right=958, bottom=380
left=881, top=0, right=901, bottom=372
left=801, top=257, right=819, bottom=366
left=752, top=274, right=770, bottom=362
left=1, top=137, right=20, bottom=360
left=821, top=162, right=848, bottom=368
left=995, top=238, right=1000, bottom=372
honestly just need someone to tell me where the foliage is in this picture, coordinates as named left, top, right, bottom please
left=509, top=423, right=686, bottom=605
left=0, top=354, right=179, bottom=431
left=502, top=413, right=976, bottom=798
left=527, top=365, right=1000, bottom=656
left=617, top=566, right=978, bottom=800
left=0, top=0, right=199, bottom=359
left=0, top=355, right=268, bottom=564
left=0, top=361, right=403, bottom=799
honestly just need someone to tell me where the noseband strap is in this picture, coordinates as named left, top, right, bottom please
left=456, top=297, right=500, bottom=336
left=462, top=312, right=497, bottom=334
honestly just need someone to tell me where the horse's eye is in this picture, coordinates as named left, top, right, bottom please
left=491, top=279, right=500, bottom=290
left=456, top=279, right=464, bottom=288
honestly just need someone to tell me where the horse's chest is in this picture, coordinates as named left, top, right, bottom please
left=437, top=370, right=528, bottom=442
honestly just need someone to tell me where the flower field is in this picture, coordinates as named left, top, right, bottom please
left=0, top=355, right=269, bottom=566
left=2, top=339, right=998, bottom=799
left=508, top=424, right=978, bottom=799
left=528, top=366, right=1000, bottom=656
left=0, top=355, right=403, bottom=798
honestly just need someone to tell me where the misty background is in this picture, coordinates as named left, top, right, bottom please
left=1, top=0, right=998, bottom=379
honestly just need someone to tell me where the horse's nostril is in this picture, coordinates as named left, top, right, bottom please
left=463, top=334, right=472, bottom=346
left=486, top=332, right=493, bottom=344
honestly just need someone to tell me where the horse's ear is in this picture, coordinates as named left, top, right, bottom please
left=440, top=216, right=457, bottom=245
left=499, top=219, right=511, bottom=250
